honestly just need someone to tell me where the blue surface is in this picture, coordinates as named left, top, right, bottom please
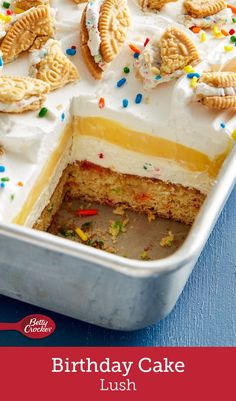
left=0, top=186, right=235, bottom=346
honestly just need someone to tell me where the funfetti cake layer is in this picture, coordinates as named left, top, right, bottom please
left=0, top=0, right=236, bottom=228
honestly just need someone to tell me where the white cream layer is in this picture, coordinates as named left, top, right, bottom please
left=86, top=0, right=103, bottom=57
left=0, top=96, right=39, bottom=112
left=195, top=83, right=236, bottom=97
left=72, top=135, right=213, bottom=194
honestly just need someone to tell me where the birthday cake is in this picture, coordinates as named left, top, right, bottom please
left=0, top=0, right=236, bottom=230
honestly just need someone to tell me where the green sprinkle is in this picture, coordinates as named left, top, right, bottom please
left=1, top=177, right=9, bottom=182
left=59, top=226, right=75, bottom=237
left=140, top=251, right=150, bottom=261
left=81, top=221, right=92, bottom=231
left=232, top=17, right=236, bottom=23
left=143, top=162, right=152, bottom=170
left=38, top=107, right=48, bottom=118
left=123, top=66, right=130, bottom=74
left=3, top=2, right=10, bottom=8
left=46, top=204, right=53, bottom=214
left=230, top=35, right=236, bottom=43
left=87, top=239, right=104, bottom=249
left=10, top=194, right=15, bottom=201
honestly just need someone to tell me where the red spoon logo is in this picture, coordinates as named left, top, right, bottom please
left=0, top=314, right=56, bottom=339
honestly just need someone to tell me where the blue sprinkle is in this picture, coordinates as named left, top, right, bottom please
left=0, top=166, right=5, bottom=173
left=155, top=75, right=161, bottom=80
left=66, top=48, right=76, bottom=56
left=61, top=112, right=65, bottom=121
left=122, top=98, right=129, bottom=108
left=135, top=93, right=143, bottom=104
left=187, top=72, right=200, bottom=79
left=116, top=77, right=126, bottom=88
left=133, top=52, right=140, bottom=59
left=220, top=122, right=226, bottom=129
left=1, top=182, right=5, bottom=188
left=0, top=57, right=3, bottom=67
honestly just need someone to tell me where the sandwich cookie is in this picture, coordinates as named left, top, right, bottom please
left=12, top=0, right=50, bottom=11
left=194, top=71, right=236, bottom=109
left=135, top=26, right=200, bottom=89
left=80, top=0, right=130, bottom=79
left=0, top=5, right=54, bottom=63
left=178, top=0, right=231, bottom=29
left=0, top=76, right=50, bottom=113
left=140, top=0, right=177, bottom=12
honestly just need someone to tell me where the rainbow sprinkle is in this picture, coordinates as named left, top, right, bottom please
left=187, top=72, right=200, bottom=79
left=99, top=97, right=105, bottom=109
left=224, top=45, right=234, bottom=52
left=38, top=107, right=48, bottom=118
left=129, top=44, right=141, bottom=54
left=66, top=47, right=76, bottom=56
left=200, top=31, right=206, bottom=42
left=122, top=98, right=129, bottom=108
left=184, top=65, right=194, bottom=73
left=117, top=77, right=126, bottom=88
left=144, top=38, right=150, bottom=47
left=232, top=129, right=236, bottom=140
left=190, top=76, right=198, bottom=88
left=123, top=66, right=130, bottom=74
left=135, top=93, right=143, bottom=104
left=75, top=227, right=88, bottom=242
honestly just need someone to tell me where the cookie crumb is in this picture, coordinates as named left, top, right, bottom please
left=160, top=230, right=174, bottom=248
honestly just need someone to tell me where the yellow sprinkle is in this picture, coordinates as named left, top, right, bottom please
left=224, top=45, right=234, bottom=52
left=213, top=25, right=220, bottom=34
left=232, top=129, right=236, bottom=140
left=212, top=25, right=222, bottom=38
left=75, top=227, right=88, bottom=242
left=190, top=76, right=198, bottom=88
left=200, top=31, right=206, bottom=42
left=13, top=7, right=25, bottom=14
left=0, top=13, right=12, bottom=22
left=184, top=64, right=195, bottom=73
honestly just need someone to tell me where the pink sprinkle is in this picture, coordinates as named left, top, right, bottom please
left=229, top=28, right=235, bottom=35
left=144, top=38, right=150, bottom=47
left=6, top=9, right=13, bottom=15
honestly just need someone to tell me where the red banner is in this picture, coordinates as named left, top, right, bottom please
left=0, top=347, right=234, bottom=399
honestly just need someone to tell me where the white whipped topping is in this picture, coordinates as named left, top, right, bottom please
left=178, top=8, right=232, bottom=29
left=0, top=0, right=236, bottom=226
left=195, top=82, right=236, bottom=97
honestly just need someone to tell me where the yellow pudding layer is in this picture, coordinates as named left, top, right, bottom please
left=13, top=123, right=73, bottom=226
left=74, top=117, right=232, bottom=178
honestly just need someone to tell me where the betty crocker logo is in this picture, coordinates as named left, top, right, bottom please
left=0, top=314, right=56, bottom=339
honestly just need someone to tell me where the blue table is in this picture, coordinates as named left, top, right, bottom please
left=0, top=186, right=235, bottom=346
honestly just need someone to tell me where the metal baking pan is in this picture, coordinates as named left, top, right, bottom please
left=0, top=146, right=235, bottom=331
